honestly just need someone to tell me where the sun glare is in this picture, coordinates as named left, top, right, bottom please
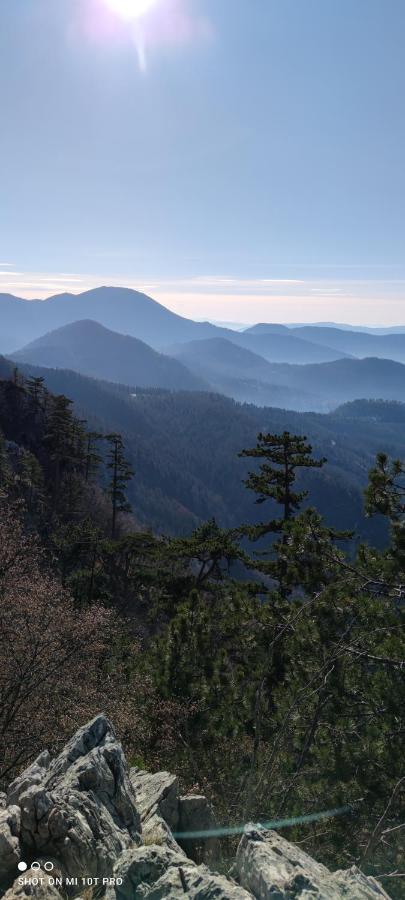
left=104, top=0, right=159, bottom=21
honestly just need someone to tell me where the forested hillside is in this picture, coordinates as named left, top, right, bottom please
left=0, top=364, right=404, bottom=895
left=1, top=355, right=397, bottom=544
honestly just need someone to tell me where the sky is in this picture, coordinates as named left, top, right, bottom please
left=1, top=0, right=405, bottom=324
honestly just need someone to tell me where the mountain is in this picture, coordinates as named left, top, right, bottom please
left=261, top=356, right=405, bottom=405
left=333, top=398, right=405, bottom=423
left=228, top=329, right=349, bottom=364
left=12, top=320, right=208, bottom=392
left=0, top=287, right=228, bottom=353
left=244, top=323, right=290, bottom=335
left=288, top=325, right=405, bottom=363
left=1, top=287, right=348, bottom=364
left=169, top=337, right=320, bottom=410
left=168, top=339, right=405, bottom=411
left=171, top=337, right=291, bottom=381
left=290, top=321, right=405, bottom=335
left=0, top=293, right=41, bottom=352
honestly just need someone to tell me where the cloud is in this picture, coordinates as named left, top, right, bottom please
left=3, top=269, right=405, bottom=326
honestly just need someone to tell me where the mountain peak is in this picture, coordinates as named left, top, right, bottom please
left=12, top=318, right=209, bottom=393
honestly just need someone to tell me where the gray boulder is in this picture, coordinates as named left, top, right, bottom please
left=130, top=768, right=183, bottom=853
left=0, top=805, right=21, bottom=884
left=106, top=844, right=253, bottom=899
left=130, top=769, right=179, bottom=832
left=3, top=867, right=63, bottom=899
left=5, top=715, right=140, bottom=882
left=7, top=753, right=51, bottom=807
left=235, top=827, right=391, bottom=899
left=129, top=769, right=218, bottom=863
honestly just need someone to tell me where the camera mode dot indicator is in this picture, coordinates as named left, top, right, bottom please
left=17, top=862, right=27, bottom=872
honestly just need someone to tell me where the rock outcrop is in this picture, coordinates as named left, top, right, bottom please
left=0, top=806, right=20, bottom=884
left=235, top=827, right=391, bottom=899
left=5, top=716, right=140, bottom=883
left=0, top=716, right=392, bottom=900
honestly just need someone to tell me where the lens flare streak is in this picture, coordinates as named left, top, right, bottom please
left=173, top=805, right=352, bottom=840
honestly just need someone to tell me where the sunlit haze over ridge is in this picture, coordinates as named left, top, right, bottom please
left=1, top=0, right=405, bottom=325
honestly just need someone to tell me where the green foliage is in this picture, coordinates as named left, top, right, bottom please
left=239, top=431, right=327, bottom=592
left=240, top=431, right=326, bottom=522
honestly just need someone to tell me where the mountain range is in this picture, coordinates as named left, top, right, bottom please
left=0, top=287, right=355, bottom=364
left=169, top=339, right=405, bottom=408
left=4, top=285, right=405, bottom=414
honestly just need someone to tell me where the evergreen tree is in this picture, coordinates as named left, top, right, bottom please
left=240, top=431, right=326, bottom=591
left=84, top=431, right=103, bottom=482
left=0, top=431, right=11, bottom=494
left=364, top=451, right=405, bottom=587
left=17, top=449, right=44, bottom=513
left=44, top=394, right=77, bottom=488
left=26, top=375, right=45, bottom=410
left=105, top=433, right=134, bottom=538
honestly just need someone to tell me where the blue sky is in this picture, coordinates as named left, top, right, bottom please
left=1, top=0, right=405, bottom=323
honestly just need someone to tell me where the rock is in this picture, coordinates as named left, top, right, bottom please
left=106, top=844, right=253, bottom=899
left=5, top=715, right=140, bottom=883
left=130, top=768, right=183, bottom=853
left=235, top=827, right=391, bottom=899
left=2, top=868, right=63, bottom=899
left=177, top=794, right=218, bottom=863
left=7, top=753, right=50, bottom=808
left=141, top=811, right=184, bottom=853
left=0, top=805, right=21, bottom=884
left=130, top=769, right=179, bottom=831
left=129, top=770, right=219, bottom=863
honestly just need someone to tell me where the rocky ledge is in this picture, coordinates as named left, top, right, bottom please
left=0, top=715, right=391, bottom=899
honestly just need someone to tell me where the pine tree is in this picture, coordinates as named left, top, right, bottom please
left=26, top=375, right=45, bottom=410
left=364, top=451, right=405, bottom=583
left=239, top=431, right=326, bottom=591
left=0, top=431, right=11, bottom=494
left=17, top=450, right=44, bottom=513
left=84, top=431, right=103, bottom=483
left=44, top=394, right=76, bottom=488
left=105, top=433, right=134, bottom=539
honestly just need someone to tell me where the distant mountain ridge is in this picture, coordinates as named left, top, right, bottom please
left=13, top=318, right=405, bottom=414
left=169, top=337, right=320, bottom=410
left=12, top=319, right=208, bottom=392
left=0, top=286, right=351, bottom=364
left=288, top=325, right=405, bottom=363
left=169, top=337, right=405, bottom=410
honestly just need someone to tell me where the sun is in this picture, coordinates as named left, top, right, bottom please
left=104, top=0, right=159, bottom=21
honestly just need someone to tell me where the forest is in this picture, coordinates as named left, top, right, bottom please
left=0, top=367, right=404, bottom=895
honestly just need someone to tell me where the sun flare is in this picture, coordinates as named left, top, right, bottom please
left=104, top=0, right=159, bottom=21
